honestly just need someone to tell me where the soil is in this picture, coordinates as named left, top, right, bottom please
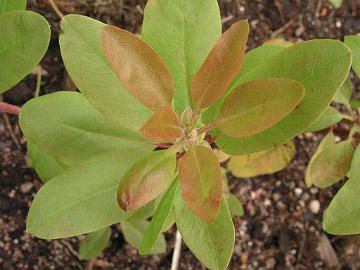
left=1, top=0, right=360, bottom=269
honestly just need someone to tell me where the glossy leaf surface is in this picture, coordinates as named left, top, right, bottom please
left=216, top=78, right=304, bottom=137
left=142, top=0, right=222, bottom=113
left=174, top=188, right=234, bottom=270
left=60, top=15, right=151, bottom=131
left=323, top=146, right=360, bottom=234
left=120, top=219, right=166, bottom=254
left=118, top=150, right=176, bottom=211
left=27, top=151, right=142, bottom=239
left=139, top=107, right=183, bottom=142
left=345, top=35, right=360, bottom=77
left=179, top=145, right=222, bottom=223
left=306, top=107, right=342, bottom=133
left=191, top=20, right=249, bottom=110
left=0, top=10, right=50, bottom=93
left=306, top=132, right=354, bottom=188
left=0, top=0, right=26, bottom=14
left=79, top=227, right=111, bottom=260
left=140, top=179, right=178, bottom=255
left=102, top=25, right=174, bottom=111
left=215, top=40, right=351, bottom=154
left=20, top=92, right=153, bottom=167
left=228, top=142, right=295, bottom=178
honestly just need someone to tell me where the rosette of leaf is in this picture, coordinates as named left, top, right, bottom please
left=0, top=0, right=50, bottom=94
left=19, top=0, right=351, bottom=268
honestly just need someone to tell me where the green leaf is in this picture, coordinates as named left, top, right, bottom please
left=120, top=219, right=166, bottom=255
left=334, top=77, right=352, bottom=108
left=102, top=25, right=174, bottom=111
left=306, top=107, right=342, bottom=133
left=59, top=15, right=152, bottom=131
left=118, top=150, right=176, bottom=211
left=0, top=10, right=50, bottom=93
left=140, top=178, right=178, bottom=255
left=329, top=0, right=343, bottom=8
left=306, top=131, right=354, bottom=188
left=139, top=107, right=184, bottom=142
left=227, top=142, right=295, bottom=178
left=142, top=0, right=222, bottom=113
left=226, top=193, right=244, bottom=218
left=179, top=145, right=223, bottom=223
left=79, top=227, right=111, bottom=260
left=27, top=141, right=68, bottom=183
left=26, top=151, right=145, bottom=239
left=215, top=40, right=351, bottom=154
left=350, top=99, right=360, bottom=109
left=191, top=20, right=249, bottom=110
left=215, top=78, right=304, bottom=137
left=0, top=0, right=26, bottom=14
left=174, top=188, right=234, bottom=270
left=345, top=35, right=360, bottom=77
left=323, top=146, right=360, bottom=235
left=202, top=44, right=284, bottom=124
left=20, top=92, right=153, bottom=167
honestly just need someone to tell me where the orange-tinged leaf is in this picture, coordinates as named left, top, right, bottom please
left=216, top=78, right=305, bottom=137
left=118, top=150, right=176, bottom=211
left=102, top=25, right=174, bottom=111
left=178, top=145, right=222, bottom=223
left=191, top=20, right=249, bottom=110
left=139, top=107, right=184, bottom=142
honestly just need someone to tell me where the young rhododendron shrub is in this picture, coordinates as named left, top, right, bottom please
left=19, top=0, right=351, bottom=268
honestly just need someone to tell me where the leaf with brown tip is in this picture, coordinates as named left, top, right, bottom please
left=191, top=20, right=249, bottom=111
left=178, top=145, right=222, bottom=223
left=102, top=25, right=174, bottom=111
left=215, top=78, right=305, bottom=137
left=118, top=150, right=176, bottom=211
left=139, top=107, right=184, bottom=142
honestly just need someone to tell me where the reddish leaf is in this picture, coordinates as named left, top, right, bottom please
left=216, top=78, right=305, bottom=137
left=178, top=145, right=222, bottom=223
left=118, top=150, right=176, bottom=211
left=102, top=25, right=174, bottom=111
left=139, top=107, right=184, bottom=142
left=191, top=20, right=249, bottom=110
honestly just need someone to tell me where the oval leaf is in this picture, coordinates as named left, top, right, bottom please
left=345, top=35, right=360, bottom=77
left=0, top=10, right=50, bottom=93
left=334, top=77, right=352, bottom=108
left=323, top=146, right=360, bottom=235
left=118, top=150, right=176, bottom=211
left=174, top=188, right=234, bottom=270
left=140, top=178, right=178, bottom=255
left=215, top=40, right=351, bottom=154
left=216, top=78, right=304, bottom=137
left=179, top=145, right=222, bottom=223
left=139, top=107, right=184, bottom=142
left=142, top=0, right=222, bottom=113
left=79, top=227, right=111, bottom=260
left=60, top=15, right=152, bottom=131
left=102, top=25, right=174, bottom=111
left=191, top=20, right=249, bottom=110
left=0, top=0, right=26, bottom=14
left=306, top=132, right=354, bottom=188
left=228, top=142, right=295, bottom=178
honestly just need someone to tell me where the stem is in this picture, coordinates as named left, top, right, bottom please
left=197, top=122, right=217, bottom=135
left=48, top=0, right=64, bottom=19
left=34, top=65, right=42, bottom=98
left=0, top=102, right=20, bottom=115
left=171, top=231, right=182, bottom=270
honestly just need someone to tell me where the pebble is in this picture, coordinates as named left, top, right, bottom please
left=20, top=182, right=33, bottom=194
left=294, top=188, right=303, bottom=196
left=309, top=200, right=320, bottom=214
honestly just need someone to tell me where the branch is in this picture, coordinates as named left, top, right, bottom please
left=0, top=102, right=20, bottom=115
left=171, top=231, right=182, bottom=270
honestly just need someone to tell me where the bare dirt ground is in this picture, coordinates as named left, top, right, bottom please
left=1, top=0, right=360, bottom=269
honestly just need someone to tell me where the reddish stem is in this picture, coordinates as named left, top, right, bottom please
left=0, top=102, right=20, bottom=115
left=155, top=143, right=173, bottom=149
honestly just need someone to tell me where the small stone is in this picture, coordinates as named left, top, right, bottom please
left=335, top=20, right=342, bottom=28
left=309, top=200, right=320, bottom=214
left=294, top=188, right=303, bottom=196
left=20, top=182, right=33, bottom=194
